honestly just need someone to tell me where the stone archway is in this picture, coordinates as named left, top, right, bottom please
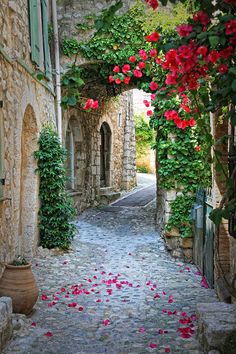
left=18, top=105, right=39, bottom=257
left=100, top=122, right=112, bottom=187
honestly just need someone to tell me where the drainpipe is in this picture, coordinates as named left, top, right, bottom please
left=52, top=0, right=62, bottom=141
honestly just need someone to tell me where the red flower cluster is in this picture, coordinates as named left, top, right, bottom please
left=146, top=31, right=160, bottom=42
left=145, top=0, right=158, bottom=10
left=83, top=98, right=99, bottom=110
left=176, top=24, right=193, bottom=37
left=164, top=110, right=196, bottom=129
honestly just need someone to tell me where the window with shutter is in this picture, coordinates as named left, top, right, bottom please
left=41, top=0, right=51, bottom=78
left=28, top=0, right=40, bottom=66
left=0, top=101, right=4, bottom=200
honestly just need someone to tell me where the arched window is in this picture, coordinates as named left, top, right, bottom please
left=100, top=122, right=111, bottom=187
left=65, top=122, right=75, bottom=190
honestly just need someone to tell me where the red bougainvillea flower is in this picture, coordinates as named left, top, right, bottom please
left=165, top=73, right=177, bottom=85
left=146, top=31, right=160, bottom=42
left=147, top=110, right=153, bottom=116
left=225, top=19, right=236, bottom=35
left=176, top=24, right=193, bottom=37
left=133, top=69, right=143, bottom=78
left=113, top=65, right=120, bottom=73
left=138, top=61, right=145, bottom=69
left=164, top=110, right=179, bottom=120
left=149, top=81, right=158, bottom=91
left=145, top=0, right=158, bottom=10
left=189, top=118, right=196, bottom=127
left=195, top=145, right=201, bottom=152
left=143, top=100, right=150, bottom=107
left=149, top=343, right=157, bottom=349
left=218, top=63, right=228, bottom=75
left=139, top=49, right=148, bottom=61
left=122, top=64, right=130, bottom=74
left=44, top=331, right=53, bottom=337
left=196, top=46, right=208, bottom=56
left=151, top=94, right=156, bottom=100
left=83, top=98, right=99, bottom=110
left=129, top=55, right=136, bottom=63
left=207, top=50, right=220, bottom=63
left=150, top=48, right=157, bottom=57
left=224, top=0, right=236, bottom=5
left=219, top=46, right=233, bottom=59
left=193, top=11, right=210, bottom=26
left=102, top=319, right=110, bottom=326
left=124, top=76, right=131, bottom=85
left=115, top=78, right=121, bottom=84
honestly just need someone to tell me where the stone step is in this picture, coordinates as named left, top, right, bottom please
left=0, top=297, right=13, bottom=352
left=99, top=191, right=121, bottom=205
left=197, top=302, right=236, bottom=354
left=99, top=187, right=113, bottom=196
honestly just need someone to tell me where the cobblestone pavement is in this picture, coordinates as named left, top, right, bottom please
left=3, top=200, right=217, bottom=354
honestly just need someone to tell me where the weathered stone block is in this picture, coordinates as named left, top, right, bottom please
left=0, top=297, right=13, bottom=351
left=197, top=302, right=236, bottom=354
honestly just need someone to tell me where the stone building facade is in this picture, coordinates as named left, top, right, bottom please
left=62, top=92, right=136, bottom=213
left=0, top=0, right=56, bottom=268
left=58, top=0, right=137, bottom=212
left=0, top=0, right=137, bottom=273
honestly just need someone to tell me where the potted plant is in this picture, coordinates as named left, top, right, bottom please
left=0, top=256, right=39, bottom=315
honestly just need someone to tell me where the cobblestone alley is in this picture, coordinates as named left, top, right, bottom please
left=3, top=183, right=217, bottom=354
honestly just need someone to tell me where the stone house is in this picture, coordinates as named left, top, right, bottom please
left=0, top=0, right=137, bottom=271
left=0, top=0, right=56, bottom=267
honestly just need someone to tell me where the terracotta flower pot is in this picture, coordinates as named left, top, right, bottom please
left=0, top=263, right=39, bottom=315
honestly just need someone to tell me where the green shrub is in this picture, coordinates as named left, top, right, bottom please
left=34, top=124, right=76, bottom=249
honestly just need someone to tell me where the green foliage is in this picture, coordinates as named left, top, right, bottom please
left=34, top=125, right=76, bottom=250
left=136, top=166, right=149, bottom=173
left=135, top=114, right=154, bottom=158
left=166, top=194, right=195, bottom=238
left=63, top=38, right=80, bottom=57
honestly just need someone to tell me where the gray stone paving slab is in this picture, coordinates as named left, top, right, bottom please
left=2, top=201, right=217, bottom=354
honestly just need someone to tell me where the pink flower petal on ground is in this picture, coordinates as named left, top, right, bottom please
left=44, top=331, right=53, bottom=337
left=149, top=343, right=157, bottom=349
left=102, top=319, right=110, bottom=326
left=41, top=294, right=48, bottom=301
left=139, top=327, right=146, bottom=333
left=158, top=329, right=164, bottom=334
left=181, top=312, right=187, bottom=317
left=31, top=322, right=37, bottom=327
left=96, top=299, right=102, bottom=303
left=68, top=302, right=77, bottom=307
left=162, top=291, right=167, bottom=295
left=164, top=347, right=171, bottom=353
left=78, top=306, right=84, bottom=311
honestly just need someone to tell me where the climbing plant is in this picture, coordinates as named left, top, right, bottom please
left=135, top=114, right=154, bottom=159
left=34, top=124, right=76, bottom=250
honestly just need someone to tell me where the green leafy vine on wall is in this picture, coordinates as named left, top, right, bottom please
left=34, top=125, right=76, bottom=249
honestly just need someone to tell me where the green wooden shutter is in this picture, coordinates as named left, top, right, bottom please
left=0, top=105, right=4, bottom=199
left=28, top=0, right=40, bottom=66
left=41, top=0, right=51, bottom=78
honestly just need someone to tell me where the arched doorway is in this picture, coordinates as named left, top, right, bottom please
left=18, top=105, right=39, bottom=256
left=100, top=122, right=111, bottom=187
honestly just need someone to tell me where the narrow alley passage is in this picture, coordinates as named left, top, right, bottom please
left=3, top=182, right=217, bottom=354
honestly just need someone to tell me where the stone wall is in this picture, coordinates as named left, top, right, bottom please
left=62, top=90, right=136, bottom=213
left=0, top=0, right=56, bottom=272
left=57, top=0, right=136, bottom=40
left=0, top=297, right=13, bottom=352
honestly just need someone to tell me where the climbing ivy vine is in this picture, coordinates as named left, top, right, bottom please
left=34, top=125, right=76, bottom=250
